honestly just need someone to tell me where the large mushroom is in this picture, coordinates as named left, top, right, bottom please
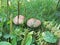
left=27, top=18, right=41, bottom=28
left=13, top=15, right=25, bottom=25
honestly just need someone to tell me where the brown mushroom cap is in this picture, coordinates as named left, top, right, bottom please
left=13, top=15, right=25, bottom=25
left=27, top=18, right=41, bottom=28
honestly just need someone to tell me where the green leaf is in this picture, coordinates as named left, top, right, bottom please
left=0, top=32, right=2, bottom=37
left=11, top=35, right=17, bottom=45
left=25, top=31, right=33, bottom=45
left=4, top=34, right=10, bottom=39
left=14, top=28, right=22, bottom=36
left=42, top=31, right=57, bottom=43
left=0, top=42, right=11, bottom=45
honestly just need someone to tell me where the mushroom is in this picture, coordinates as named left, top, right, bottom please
left=27, top=18, right=41, bottom=28
left=13, top=15, right=25, bottom=25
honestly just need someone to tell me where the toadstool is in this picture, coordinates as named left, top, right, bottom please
left=27, top=18, right=41, bottom=28
left=13, top=15, right=25, bottom=25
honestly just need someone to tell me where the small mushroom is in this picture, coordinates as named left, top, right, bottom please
left=13, top=15, right=25, bottom=25
left=27, top=18, right=41, bottom=28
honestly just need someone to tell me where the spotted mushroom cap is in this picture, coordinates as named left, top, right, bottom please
left=27, top=18, right=41, bottom=28
left=13, top=15, right=25, bottom=25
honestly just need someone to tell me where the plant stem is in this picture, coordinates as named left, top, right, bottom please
left=21, top=29, right=29, bottom=45
left=18, top=1, right=19, bottom=25
left=57, top=0, right=60, bottom=8
left=7, top=0, right=9, bottom=19
left=10, top=14, right=13, bottom=34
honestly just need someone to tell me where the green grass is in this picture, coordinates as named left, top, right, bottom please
left=0, top=0, right=60, bottom=45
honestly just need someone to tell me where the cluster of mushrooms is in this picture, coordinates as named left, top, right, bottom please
left=13, top=15, right=41, bottom=28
